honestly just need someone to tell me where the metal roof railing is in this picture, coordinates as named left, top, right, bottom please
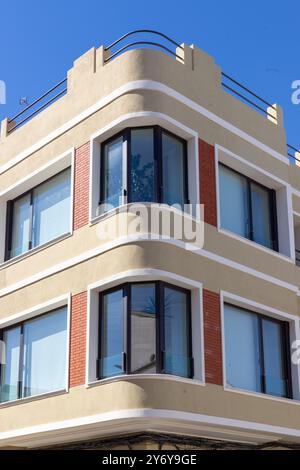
left=221, top=72, right=277, bottom=120
left=7, top=77, right=67, bottom=134
left=104, top=29, right=184, bottom=63
left=3, top=30, right=300, bottom=161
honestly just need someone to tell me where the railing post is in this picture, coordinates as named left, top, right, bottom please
left=267, top=103, right=284, bottom=127
left=96, top=46, right=110, bottom=68
left=177, top=44, right=192, bottom=68
left=296, top=151, right=300, bottom=168
left=0, top=118, right=15, bottom=139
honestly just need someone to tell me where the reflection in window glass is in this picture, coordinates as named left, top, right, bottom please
left=101, top=289, right=124, bottom=378
left=0, top=327, right=21, bottom=403
left=225, top=304, right=261, bottom=393
left=0, top=307, right=68, bottom=403
left=130, top=129, right=155, bottom=203
left=219, top=164, right=249, bottom=238
left=164, top=287, right=190, bottom=377
left=10, top=194, right=31, bottom=258
left=9, top=169, right=71, bottom=260
left=162, top=132, right=186, bottom=207
left=250, top=182, right=272, bottom=249
left=102, top=137, right=123, bottom=208
left=32, top=169, right=71, bottom=247
left=262, top=319, right=287, bottom=397
left=131, top=284, right=156, bottom=373
left=224, top=304, right=289, bottom=398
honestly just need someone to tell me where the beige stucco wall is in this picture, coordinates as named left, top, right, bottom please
left=0, top=43, right=300, bottom=447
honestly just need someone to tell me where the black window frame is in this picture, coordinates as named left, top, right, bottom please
left=97, top=281, right=193, bottom=379
left=219, top=163, right=278, bottom=251
left=5, top=167, right=71, bottom=261
left=224, top=302, right=293, bottom=399
left=0, top=306, right=68, bottom=403
left=99, top=126, right=189, bottom=207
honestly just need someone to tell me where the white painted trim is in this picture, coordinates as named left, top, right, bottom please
left=69, top=148, right=75, bottom=237
left=2, top=407, right=300, bottom=447
left=0, top=148, right=74, bottom=197
left=0, top=235, right=298, bottom=299
left=293, top=210, right=300, bottom=219
left=216, top=144, right=289, bottom=188
left=88, top=111, right=200, bottom=222
left=0, top=80, right=291, bottom=177
left=217, top=227, right=294, bottom=264
left=0, top=293, right=70, bottom=327
left=85, top=268, right=205, bottom=385
left=220, top=290, right=300, bottom=401
left=86, top=373, right=206, bottom=388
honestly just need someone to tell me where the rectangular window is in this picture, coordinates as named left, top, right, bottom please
left=98, top=282, right=193, bottom=379
left=224, top=303, right=292, bottom=398
left=219, top=164, right=277, bottom=250
left=0, top=307, right=68, bottom=403
left=6, top=168, right=71, bottom=260
left=100, top=126, right=188, bottom=210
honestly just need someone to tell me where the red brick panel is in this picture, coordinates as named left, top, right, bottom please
left=69, top=291, right=87, bottom=387
left=199, top=139, right=217, bottom=227
left=203, top=289, right=223, bottom=385
left=73, top=142, right=90, bottom=230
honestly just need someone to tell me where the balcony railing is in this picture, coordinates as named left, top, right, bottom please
left=221, top=72, right=277, bottom=120
left=288, top=143, right=300, bottom=165
left=2, top=29, right=300, bottom=162
left=104, top=29, right=185, bottom=63
left=7, top=77, right=67, bottom=134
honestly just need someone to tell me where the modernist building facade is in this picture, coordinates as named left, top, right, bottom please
left=0, top=32, right=300, bottom=450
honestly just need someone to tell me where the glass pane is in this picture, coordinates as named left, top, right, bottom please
left=162, top=132, right=186, bottom=207
left=224, top=304, right=262, bottom=393
left=32, top=169, right=71, bottom=247
left=262, top=319, right=287, bottom=397
left=131, top=284, right=156, bottom=374
left=101, top=289, right=124, bottom=378
left=10, top=194, right=31, bottom=258
left=0, top=327, right=21, bottom=403
left=219, top=165, right=249, bottom=238
left=130, top=128, right=155, bottom=202
left=163, top=287, right=191, bottom=377
left=102, top=137, right=123, bottom=208
left=250, top=182, right=273, bottom=249
left=22, top=308, right=67, bottom=398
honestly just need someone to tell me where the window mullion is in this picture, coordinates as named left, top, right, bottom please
left=155, top=127, right=163, bottom=203
left=124, top=129, right=129, bottom=204
left=157, top=282, right=165, bottom=373
left=18, top=324, right=25, bottom=400
left=247, top=179, right=254, bottom=241
left=124, top=284, right=130, bottom=374
left=258, top=317, right=266, bottom=394
left=270, top=189, right=279, bottom=252
left=282, top=322, right=293, bottom=399
left=28, top=190, right=34, bottom=251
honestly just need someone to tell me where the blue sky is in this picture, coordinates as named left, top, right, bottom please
left=0, top=0, right=299, bottom=149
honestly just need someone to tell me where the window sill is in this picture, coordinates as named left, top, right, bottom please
left=218, top=227, right=293, bottom=264
left=224, top=384, right=299, bottom=405
left=0, top=232, right=72, bottom=270
left=0, top=388, right=68, bottom=409
left=86, top=373, right=205, bottom=388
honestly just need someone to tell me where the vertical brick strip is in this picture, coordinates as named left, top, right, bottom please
left=203, top=289, right=223, bottom=385
left=69, top=291, right=87, bottom=387
left=199, top=139, right=217, bottom=227
left=73, top=142, right=90, bottom=230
